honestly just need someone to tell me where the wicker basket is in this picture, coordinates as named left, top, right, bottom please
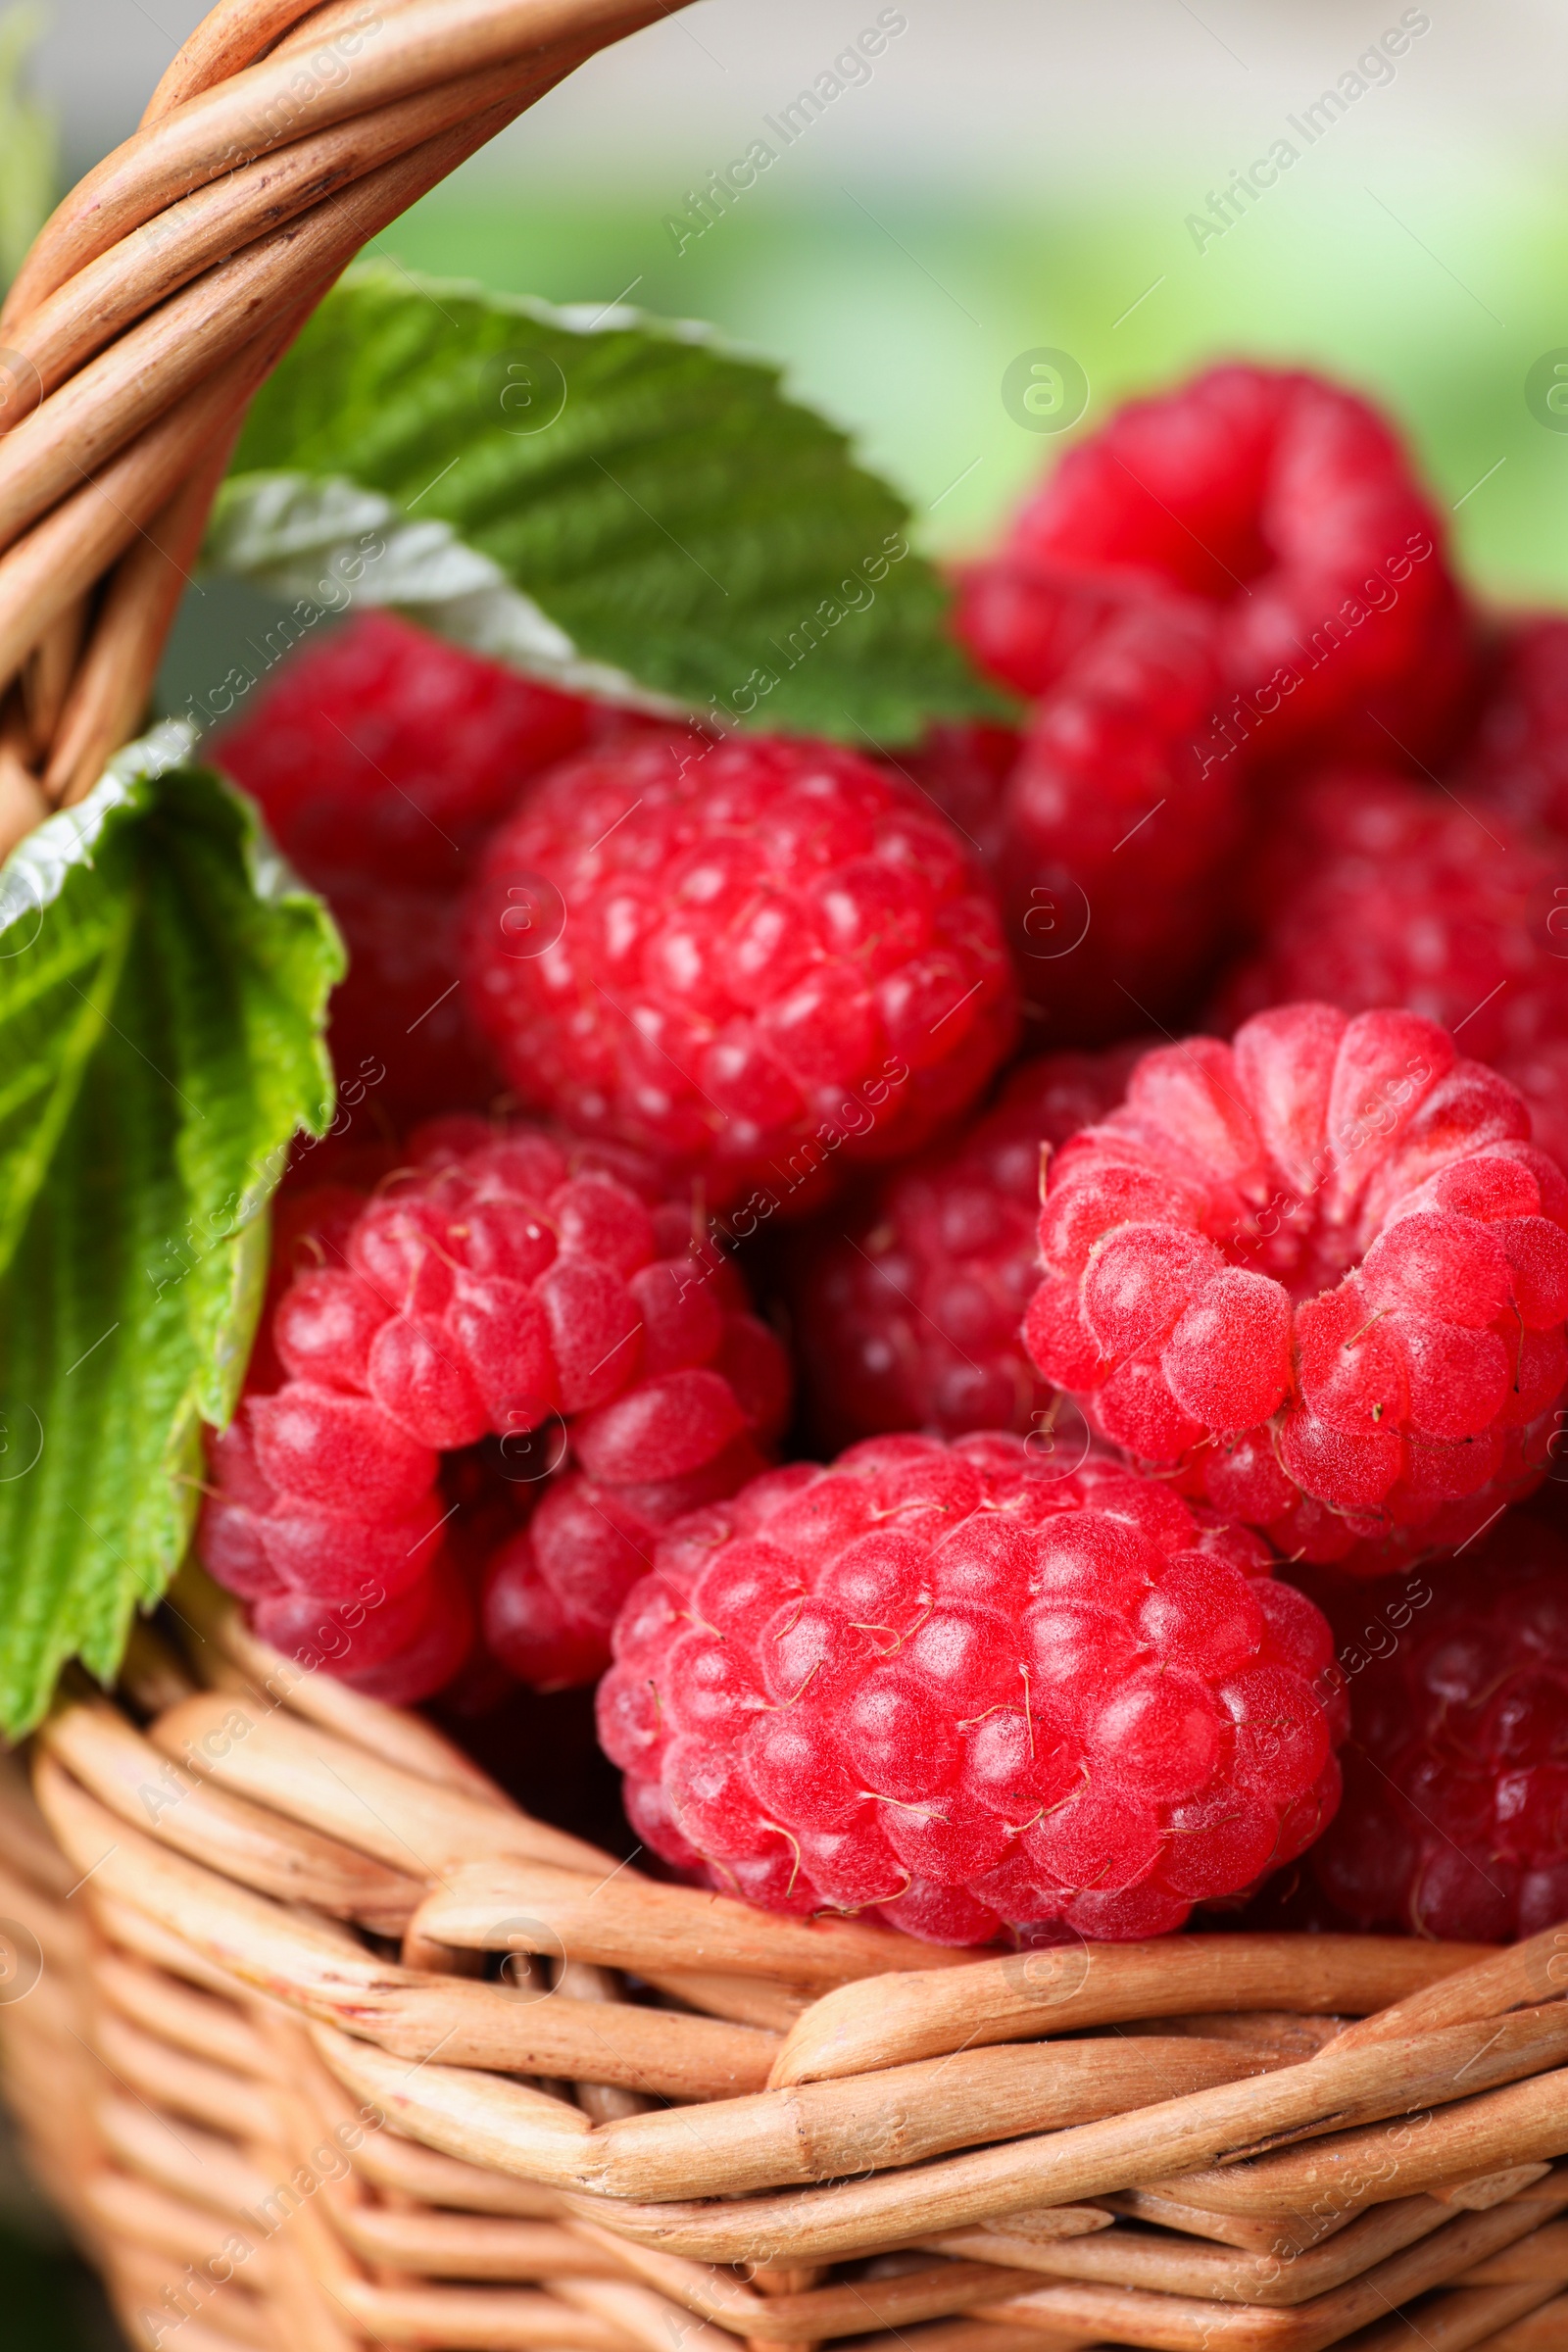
left=0, top=1574, right=1563, bottom=2352
left=3, top=7, right=1568, bottom=2349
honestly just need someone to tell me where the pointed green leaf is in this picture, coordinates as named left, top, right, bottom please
left=0, top=734, right=340, bottom=1732
left=213, top=265, right=1006, bottom=745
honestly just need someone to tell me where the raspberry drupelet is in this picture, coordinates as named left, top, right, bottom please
left=785, top=1045, right=1143, bottom=1447
left=461, top=732, right=1018, bottom=1214
left=200, top=1120, right=790, bottom=1699
left=1306, top=1508, right=1568, bottom=1941
left=979, top=363, right=1475, bottom=765
left=600, top=1432, right=1343, bottom=1945
left=214, top=613, right=593, bottom=1123
left=1025, top=1004, right=1568, bottom=1567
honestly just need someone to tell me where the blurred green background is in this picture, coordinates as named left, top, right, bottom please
left=372, top=167, right=1568, bottom=604
left=161, top=1, right=1568, bottom=710
left=17, top=0, right=1568, bottom=695
left=8, top=0, right=1568, bottom=2340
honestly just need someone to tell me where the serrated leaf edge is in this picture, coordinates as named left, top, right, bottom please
left=0, top=721, right=196, bottom=948
left=205, top=257, right=808, bottom=714
left=342, top=257, right=781, bottom=368
left=205, top=262, right=997, bottom=732
left=1, top=721, right=338, bottom=953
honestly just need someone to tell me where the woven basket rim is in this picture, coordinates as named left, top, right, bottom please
left=1, top=1581, right=1565, bottom=2352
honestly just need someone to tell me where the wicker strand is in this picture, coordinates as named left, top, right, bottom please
left=0, top=64, right=562, bottom=426
left=35, top=1753, right=783, bottom=2102
left=767, top=1938, right=1494, bottom=2088
left=0, top=83, right=554, bottom=579
left=1148, top=2076, right=1568, bottom=2223
left=1480, top=2298, right=1568, bottom=2350
left=8, top=1626, right=1568, bottom=2349
left=410, top=1857, right=977, bottom=1989
left=0, top=727, right=46, bottom=844
left=0, top=348, right=270, bottom=704
left=303, top=2003, right=1568, bottom=2253
left=933, top=2198, right=1545, bottom=2309
left=20, top=598, right=86, bottom=748
left=140, top=0, right=345, bottom=124
left=967, top=2201, right=1567, bottom=2352
left=1331, top=1924, right=1568, bottom=2052
left=39, top=1695, right=424, bottom=1929
left=4, top=0, right=667, bottom=321
left=41, top=432, right=243, bottom=806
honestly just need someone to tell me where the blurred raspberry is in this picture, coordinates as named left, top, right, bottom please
left=928, top=587, right=1246, bottom=1038
left=312, top=872, right=502, bottom=1126
left=954, top=557, right=1151, bottom=702
left=214, top=612, right=591, bottom=884
left=785, top=1045, right=1144, bottom=1447
left=988, top=363, right=1476, bottom=766
left=1458, top=614, right=1568, bottom=838
left=905, top=720, right=1021, bottom=860
left=1305, top=1508, right=1568, bottom=1941
left=462, top=731, right=1017, bottom=1213
left=601, top=1432, right=1341, bottom=1943
left=1002, top=590, right=1244, bottom=1037
left=202, top=1118, right=790, bottom=1696
left=1214, top=770, right=1568, bottom=1172
left=214, top=614, right=594, bottom=1123
left=1026, top=1003, right=1568, bottom=1564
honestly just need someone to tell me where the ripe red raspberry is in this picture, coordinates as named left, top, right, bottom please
left=200, top=1119, right=790, bottom=1697
left=988, top=364, right=1475, bottom=764
left=213, top=614, right=593, bottom=1124
left=924, top=590, right=1245, bottom=1038
left=600, top=1432, right=1341, bottom=1944
left=1305, top=1509, right=1568, bottom=1941
left=461, top=732, right=1017, bottom=1214
left=1026, top=1004, right=1568, bottom=1567
left=1214, top=770, right=1568, bottom=1177
left=785, top=1045, right=1144, bottom=1447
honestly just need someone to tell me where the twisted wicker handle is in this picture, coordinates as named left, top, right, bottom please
left=0, top=0, right=676, bottom=855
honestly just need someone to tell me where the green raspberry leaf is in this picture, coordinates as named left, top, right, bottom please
left=214, top=265, right=1006, bottom=745
left=0, top=734, right=340, bottom=1734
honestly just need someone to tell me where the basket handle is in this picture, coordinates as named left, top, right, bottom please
left=0, top=0, right=676, bottom=856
